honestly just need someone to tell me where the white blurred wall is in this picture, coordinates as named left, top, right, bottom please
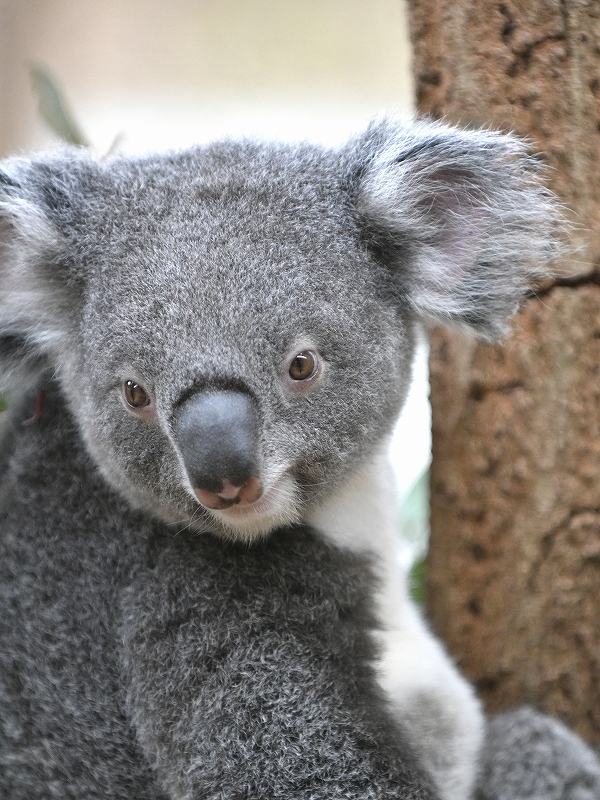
left=0, top=0, right=414, bottom=155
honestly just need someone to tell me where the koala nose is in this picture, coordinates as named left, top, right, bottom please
left=173, top=390, right=263, bottom=510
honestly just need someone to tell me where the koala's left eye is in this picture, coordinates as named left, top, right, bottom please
left=124, top=380, right=151, bottom=409
left=289, top=351, right=317, bottom=381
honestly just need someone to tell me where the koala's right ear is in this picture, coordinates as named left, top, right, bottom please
left=0, top=161, right=77, bottom=389
left=350, top=117, right=563, bottom=341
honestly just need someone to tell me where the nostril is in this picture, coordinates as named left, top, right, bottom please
left=193, top=488, right=236, bottom=510
left=193, top=476, right=263, bottom=511
left=217, top=480, right=243, bottom=501
left=236, top=476, right=263, bottom=506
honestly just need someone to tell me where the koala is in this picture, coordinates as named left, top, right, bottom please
left=0, top=115, right=588, bottom=799
left=479, top=707, right=600, bottom=800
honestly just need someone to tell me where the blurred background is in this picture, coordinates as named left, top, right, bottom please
left=0, top=0, right=414, bottom=154
left=0, top=0, right=428, bottom=566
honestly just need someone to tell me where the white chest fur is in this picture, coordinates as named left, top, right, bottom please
left=308, top=450, right=483, bottom=800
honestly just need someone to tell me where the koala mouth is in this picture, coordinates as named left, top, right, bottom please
left=206, top=471, right=300, bottom=536
left=193, top=476, right=264, bottom=510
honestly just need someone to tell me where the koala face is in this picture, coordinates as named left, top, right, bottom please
left=48, top=143, right=415, bottom=537
left=0, top=120, right=561, bottom=539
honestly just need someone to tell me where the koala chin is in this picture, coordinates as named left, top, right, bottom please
left=0, top=116, right=588, bottom=800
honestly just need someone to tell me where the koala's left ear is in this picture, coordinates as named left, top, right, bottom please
left=351, top=117, right=563, bottom=340
left=0, top=159, right=79, bottom=388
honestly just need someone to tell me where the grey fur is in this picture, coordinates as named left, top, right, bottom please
left=0, top=117, right=579, bottom=798
left=0, top=387, right=433, bottom=798
left=478, top=707, right=600, bottom=800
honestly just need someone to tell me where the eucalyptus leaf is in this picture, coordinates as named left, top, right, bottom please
left=398, top=468, right=429, bottom=555
left=409, top=556, right=427, bottom=605
left=399, top=467, right=430, bottom=604
left=29, top=63, right=89, bottom=147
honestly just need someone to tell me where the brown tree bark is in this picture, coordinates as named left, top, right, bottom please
left=407, top=0, right=600, bottom=743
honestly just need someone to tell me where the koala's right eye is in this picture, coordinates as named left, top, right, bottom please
left=124, top=381, right=151, bottom=409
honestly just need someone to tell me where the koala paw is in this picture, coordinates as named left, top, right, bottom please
left=478, top=706, right=600, bottom=800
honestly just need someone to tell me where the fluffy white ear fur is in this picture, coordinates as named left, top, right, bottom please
left=355, top=118, right=563, bottom=340
left=0, top=174, right=70, bottom=391
left=0, top=196, right=60, bottom=332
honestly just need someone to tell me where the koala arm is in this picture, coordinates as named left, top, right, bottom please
left=375, top=604, right=483, bottom=800
left=308, top=450, right=484, bottom=800
left=120, top=526, right=439, bottom=800
left=478, top=706, right=600, bottom=800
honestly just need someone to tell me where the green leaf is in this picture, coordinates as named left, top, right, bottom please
left=409, top=556, right=427, bottom=605
left=29, top=63, right=89, bottom=147
left=399, top=468, right=430, bottom=604
left=398, top=468, right=430, bottom=554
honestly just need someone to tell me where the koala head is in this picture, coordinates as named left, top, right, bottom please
left=0, top=118, right=560, bottom=539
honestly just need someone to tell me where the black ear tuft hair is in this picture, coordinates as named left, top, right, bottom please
left=351, top=117, right=564, bottom=341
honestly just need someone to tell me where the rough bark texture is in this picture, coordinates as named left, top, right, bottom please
left=408, top=0, right=600, bottom=744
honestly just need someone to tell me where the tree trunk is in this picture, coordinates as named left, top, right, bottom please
left=407, top=0, right=600, bottom=744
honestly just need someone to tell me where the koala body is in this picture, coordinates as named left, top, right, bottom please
left=0, top=118, right=585, bottom=799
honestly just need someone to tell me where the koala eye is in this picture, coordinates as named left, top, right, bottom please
left=124, top=380, right=151, bottom=409
left=288, top=351, right=318, bottom=381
